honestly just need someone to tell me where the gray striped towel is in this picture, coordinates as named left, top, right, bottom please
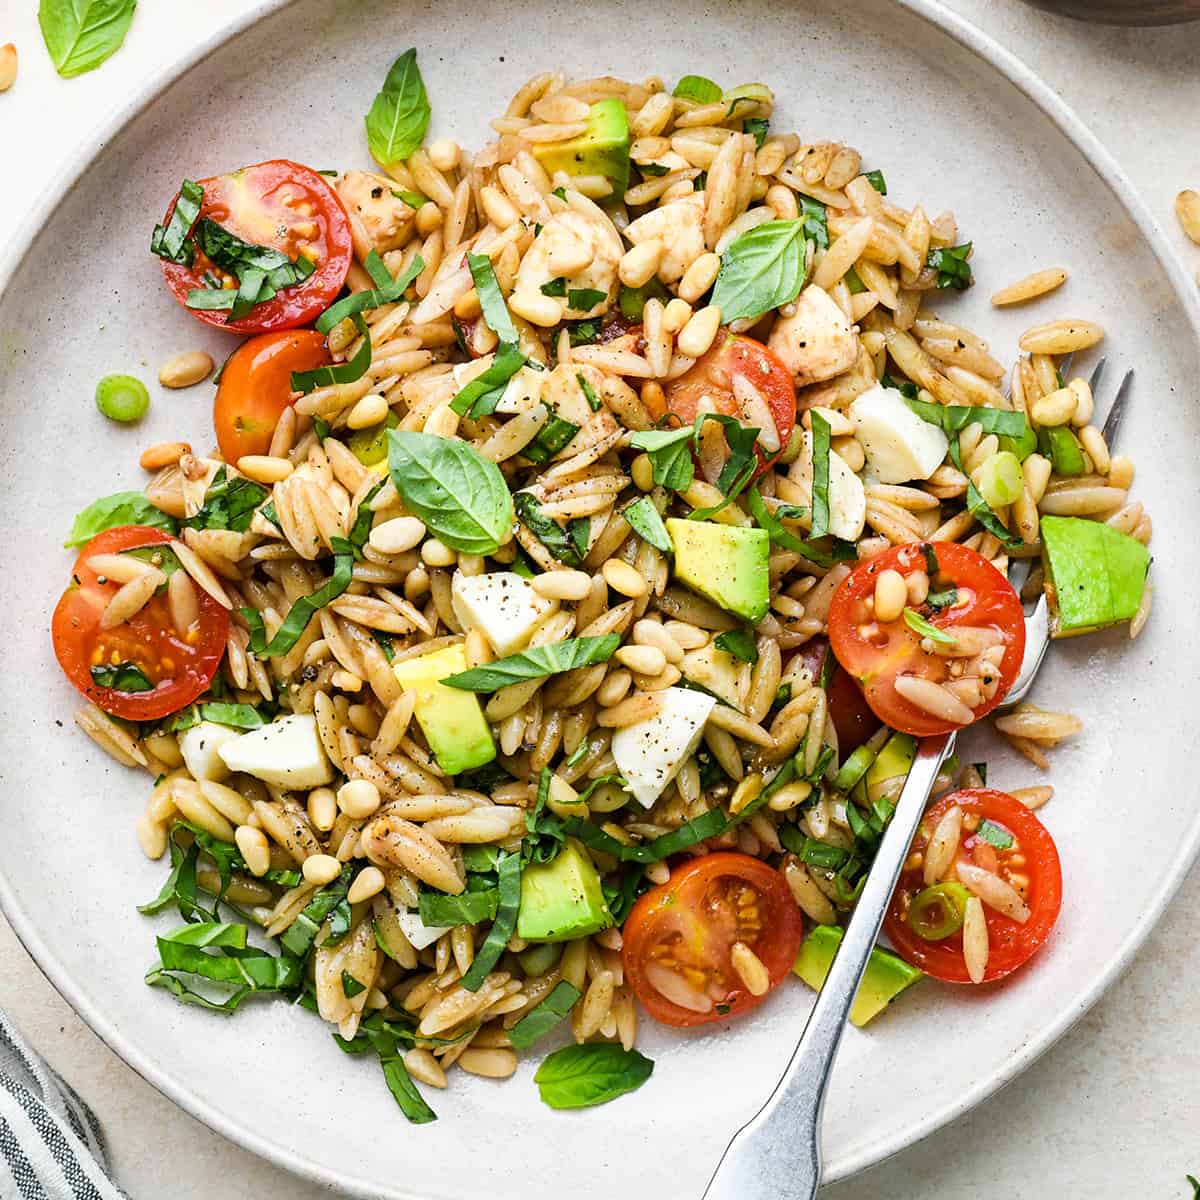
left=0, top=1013, right=126, bottom=1199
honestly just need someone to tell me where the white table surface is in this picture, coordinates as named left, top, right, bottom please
left=2, top=2, right=1198, bottom=1197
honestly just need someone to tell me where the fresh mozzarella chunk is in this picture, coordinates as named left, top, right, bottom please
left=849, top=383, right=950, bottom=484
left=611, top=686, right=717, bottom=809
left=217, top=714, right=333, bottom=789
left=512, top=203, right=622, bottom=320
left=451, top=571, right=556, bottom=657
left=767, top=285, right=858, bottom=387
left=494, top=365, right=546, bottom=415
left=178, top=721, right=240, bottom=783
left=622, top=193, right=706, bottom=283
left=787, top=431, right=867, bottom=541
left=396, top=910, right=450, bottom=951
left=679, top=642, right=751, bottom=711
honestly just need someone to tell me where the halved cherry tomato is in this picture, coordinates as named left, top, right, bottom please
left=884, top=788, right=1062, bottom=983
left=213, top=329, right=331, bottom=462
left=795, top=636, right=879, bottom=755
left=652, top=333, right=796, bottom=478
left=828, top=542, right=1025, bottom=737
left=159, top=159, right=352, bottom=334
left=52, top=527, right=229, bottom=722
left=622, top=852, right=803, bottom=1027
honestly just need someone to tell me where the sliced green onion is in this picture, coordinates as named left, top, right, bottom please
left=974, top=450, right=1024, bottom=508
left=95, top=374, right=150, bottom=423
left=906, top=882, right=971, bottom=941
left=832, top=743, right=877, bottom=793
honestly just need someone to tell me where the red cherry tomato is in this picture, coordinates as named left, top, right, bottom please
left=651, top=333, right=796, bottom=478
left=159, top=159, right=352, bottom=334
left=827, top=542, right=1025, bottom=737
left=622, top=853, right=804, bottom=1027
left=794, top=636, right=879, bottom=756
left=52, top=527, right=229, bottom=721
left=213, top=329, right=331, bottom=463
left=884, top=788, right=1063, bottom=984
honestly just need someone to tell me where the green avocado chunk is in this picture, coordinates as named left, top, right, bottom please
left=347, top=411, right=400, bottom=465
left=793, top=925, right=923, bottom=1027
left=666, top=518, right=770, bottom=623
left=530, top=98, right=630, bottom=199
left=517, top=840, right=614, bottom=943
left=1040, top=514, right=1150, bottom=637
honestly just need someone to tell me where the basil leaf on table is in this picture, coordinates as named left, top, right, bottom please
left=514, top=492, right=588, bottom=567
left=672, top=74, right=722, bottom=104
left=150, top=180, right=203, bottom=265
left=710, top=219, right=810, bottom=323
left=927, top=242, right=974, bottom=290
left=508, top=981, right=582, bottom=1051
left=809, top=410, right=833, bottom=539
left=387, top=430, right=514, bottom=554
left=38, top=0, right=137, bottom=79
left=534, top=1043, right=654, bottom=1110
left=315, top=251, right=425, bottom=333
left=449, top=343, right=528, bottom=419
left=443, top=635, right=621, bottom=693
left=467, top=252, right=518, bottom=345
left=622, top=497, right=673, bottom=553
left=364, top=47, right=431, bottom=168
left=629, top=426, right=695, bottom=492
left=66, top=491, right=177, bottom=547
left=459, top=853, right=522, bottom=992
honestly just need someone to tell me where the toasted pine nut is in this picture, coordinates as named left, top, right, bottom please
left=601, top=558, right=648, bottom=598
left=237, top=455, right=293, bottom=484
left=678, top=253, right=721, bottom=304
left=663, top=297, right=692, bottom=333
left=421, top=538, right=457, bottom=567
left=619, top=239, right=664, bottom=288
left=338, top=778, right=382, bottom=819
left=615, top=644, right=667, bottom=676
left=873, top=569, right=907, bottom=623
left=509, top=289, right=562, bottom=327
left=235, top=825, right=271, bottom=876
left=428, top=138, right=461, bottom=172
left=302, top=853, right=342, bottom=885
left=531, top=569, right=592, bottom=601
left=1176, top=189, right=1200, bottom=245
left=676, top=304, right=722, bottom=358
left=1030, top=386, right=1075, bottom=427
left=158, top=350, right=215, bottom=389
left=348, top=866, right=386, bottom=904
left=347, top=391, right=389, bottom=429
left=369, top=516, right=427, bottom=555
left=307, top=787, right=338, bottom=832
left=595, top=692, right=663, bottom=727
left=139, top=441, right=191, bottom=471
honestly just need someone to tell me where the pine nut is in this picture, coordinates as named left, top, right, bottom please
left=615, top=644, right=667, bottom=676
left=454, top=288, right=483, bottom=320
left=597, top=668, right=633, bottom=707
left=873, top=569, right=908, bottom=622
left=307, top=787, right=338, bottom=832
left=0, top=43, right=16, bottom=93
left=619, top=239, right=664, bottom=288
left=158, top=350, right=214, bottom=389
left=1176, top=189, right=1200, bottom=245
left=663, top=297, right=693, bottom=334
left=347, top=865, right=386, bottom=904
left=678, top=253, right=721, bottom=303
left=663, top=620, right=709, bottom=649
left=481, top=185, right=521, bottom=230
left=369, top=516, right=427, bottom=555
left=1022, top=453, right=1052, bottom=503
left=347, top=391, right=389, bottom=429
left=338, top=778, right=382, bottom=819
left=632, top=619, right=684, bottom=663
left=509, top=289, right=562, bottom=327
left=235, top=825, right=271, bottom=876
left=1108, top=454, right=1134, bottom=490
left=458, top=1048, right=518, bottom=1079
left=428, top=138, right=461, bottom=172
left=530, top=568, right=592, bottom=601
left=331, top=670, right=363, bottom=692
left=237, top=455, right=293, bottom=484
left=1078, top=425, right=1110, bottom=474
left=1067, top=378, right=1094, bottom=427
left=421, top=537, right=457, bottom=567
left=631, top=453, right=655, bottom=491
left=601, top=558, right=648, bottom=597
left=302, top=853, right=342, bottom=885
left=729, top=941, right=771, bottom=996
left=595, top=692, right=664, bottom=727
left=676, top=304, right=722, bottom=358
left=139, top=441, right=190, bottom=471
left=416, top=202, right=442, bottom=236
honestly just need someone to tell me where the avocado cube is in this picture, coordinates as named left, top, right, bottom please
left=1040, top=514, right=1150, bottom=637
left=517, top=840, right=614, bottom=943
left=666, top=518, right=770, bottom=623
left=793, top=924, right=922, bottom=1027
left=530, top=98, right=631, bottom=199
left=392, top=643, right=496, bottom=775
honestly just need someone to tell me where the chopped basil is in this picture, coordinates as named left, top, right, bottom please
left=66, top=491, right=177, bottom=547
left=567, top=319, right=601, bottom=346
left=744, top=117, right=770, bottom=149
left=315, top=251, right=424, bottom=333
left=514, top=492, right=588, bottom=567
left=746, top=485, right=855, bottom=569
left=467, top=252, right=518, bottom=344
left=334, top=1011, right=440, bottom=1123
left=279, top=866, right=354, bottom=959
left=904, top=395, right=1028, bottom=439
left=629, top=426, right=695, bottom=491
left=522, top=409, right=580, bottom=464
left=639, top=162, right=670, bottom=177
left=540, top=277, right=568, bottom=298
left=864, top=170, right=888, bottom=195
left=387, top=430, right=514, bottom=554
left=714, top=629, right=758, bottom=663
left=534, top=1043, right=654, bottom=1110
left=926, top=587, right=958, bottom=610
left=809, top=410, right=832, bottom=538
left=181, top=467, right=269, bottom=533
left=168, top=702, right=265, bottom=732
left=150, top=180, right=203, bottom=265
left=562, top=807, right=727, bottom=864
left=577, top=372, right=601, bottom=412
left=444, top=635, right=621, bottom=693
left=568, top=287, right=607, bottom=312
left=459, top=853, right=521, bottom=991
left=621, top=496, right=673, bottom=552
left=974, top=762, right=989, bottom=785
left=844, top=266, right=867, bottom=294
left=508, top=981, right=581, bottom=1050
left=372, top=631, right=396, bottom=662
left=922, top=544, right=940, bottom=576
left=975, top=819, right=1014, bottom=850
left=90, top=661, right=153, bottom=692
left=687, top=413, right=760, bottom=518
left=291, top=313, right=373, bottom=393
left=928, top=242, right=974, bottom=290
left=418, top=885, right=499, bottom=927
left=672, top=75, right=722, bottom=104
left=902, top=607, right=956, bottom=646
left=799, top=195, right=829, bottom=250
left=364, top=48, right=431, bottom=168
left=449, top=342, right=527, bottom=419
left=710, top=219, right=810, bottom=323
left=341, top=971, right=367, bottom=998
left=40, top=0, right=137, bottom=78
left=348, top=478, right=387, bottom=557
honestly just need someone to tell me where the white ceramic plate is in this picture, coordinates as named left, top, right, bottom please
left=2, top=1, right=1197, bottom=1196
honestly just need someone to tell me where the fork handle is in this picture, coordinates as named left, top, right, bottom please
left=701, top=732, right=955, bottom=1200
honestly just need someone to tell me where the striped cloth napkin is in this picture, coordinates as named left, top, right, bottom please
left=0, top=1012, right=126, bottom=1199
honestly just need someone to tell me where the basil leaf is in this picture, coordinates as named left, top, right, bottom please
left=38, top=0, right=136, bottom=78
left=561, top=807, right=727, bottom=864
left=444, top=635, right=621, bottom=693
left=372, top=631, right=396, bottom=662
left=799, top=196, right=829, bottom=250
left=243, top=538, right=355, bottom=657
left=90, top=661, right=154, bottom=692
left=378, top=1042, right=437, bottom=1123
left=169, top=702, right=265, bottom=732
left=922, top=544, right=940, bottom=576
left=864, top=169, right=888, bottom=195
left=744, top=117, right=770, bottom=149
left=568, top=287, right=607, bottom=312
left=66, top=491, right=177, bottom=547
left=746, top=485, right=854, bottom=570
left=902, top=607, right=956, bottom=646
left=315, top=251, right=424, bottom=333
left=639, top=163, right=670, bottom=177
left=567, top=319, right=601, bottom=346
left=540, top=277, right=568, bottom=298
left=577, top=373, right=601, bottom=412
left=622, top=497, right=673, bottom=553
left=291, top=313, right=372, bottom=393
left=449, top=343, right=527, bottom=418
left=386, top=431, right=514, bottom=554
left=279, top=866, right=354, bottom=959
left=534, top=1043, right=654, bottom=1110
left=522, top=410, right=580, bottom=465
left=711, top=219, right=809, bottom=323
left=691, top=412, right=760, bottom=504
left=418, top=887, right=498, bottom=927
left=467, top=253, right=518, bottom=345
left=714, top=629, right=758, bottom=663
left=508, top=981, right=581, bottom=1050
left=844, top=266, right=867, bottom=294
left=150, top=180, right=202, bottom=265
left=629, top=426, right=695, bottom=491
left=153, top=928, right=300, bottom=992
left=459, top=853, right=521, bottom=992
left=880, top=373, right=919, bottom=401
left=928, top=242, right=973, bottom=290
left=514, top=492, right=586, bottom=567
left=364, top=47, right=431, bottom=168
left=903, top=396, right=1028, bottom=439
left=348, top=478, right=387, bottom=558
left=672, top=75, right=722, bottom=104
left=976, top=819, right=1014, bottom=850
left=180, top=466, right=269, bottom=533
left=809, top=411, right=832, bottom=539
left=341, top=971, right=367, bottom=998
left=926, top=587, right=958, bottom=610
left=947, top=437, right=1023, bottom=548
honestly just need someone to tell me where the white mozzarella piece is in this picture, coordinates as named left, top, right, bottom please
left=178, top=722, right=240, bottom=783
left=849, top=383, right=950, bottom=484
left=396, top=910, right=451, bottom=951
left=787, top=431, right=867, bottom=541
left=217, top=714, right=333, bottom=789
left=450, top=571, right=556, bottom=657
left=611, top=686, right=717, bottom=809
left=767, top=285, right=858, bottom=387
left=494, top=365, right=546, bottom=415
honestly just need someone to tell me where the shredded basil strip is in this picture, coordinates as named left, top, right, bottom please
left=947, top=437, right=1023, bottom=548
left=291, top=313, right=372, bottom=393
left=168, top=702, right=265, bottom=732
left=341, top=971, right=367, bottom=998
left=449, top=343, right=527, bottom=418
left=279, top=866, right=355, bottom=959
left=714, top=629, right=758, bottom=663
left=975, top=819, right=1014, bottom=850
left=904, top=395, right=1028, bottom=439
left=243, top=538, right=354, bottom=657
left=864, top=169, right=888, bottom=195
left=562, top=807, right=727, bottom=864
left=508, top=981, right=582, bottom=1050
left=315, top=252, right=424, bottom=333
left=902, top=607, right=956, bottom=646
left=744, top=116, right=770, bottom=149
left=621, top=497, right=673, bottom=552
left=686, top=413, right=760, bottom=519
left=534, top=1043, right=654, bottom=1110
left=568, top=287, right=607, bottom=312
left=928, top=242, right=974, bottom=290
left=467, top=252, right=518, bottom=344
left=799, top=195, right=829, bottom=250
left=629, top=426, right=695, bottom=491
left=514, top=492, right=587, bottom=567
left=443, top=634, right=621, bottom=693
left=809, top=411, right=832, bottom=538
left=90, top=661, right=154, bottom=692
left=577, top=373, right=601, bottom=412
left=181, top=466, right=269, bottom=533
left=150, top=179, right=203, bottom=265
left=540, top=277, right=568, bottom=297
left=419, top=886, right=499, bottom=928
left=523, top=409, right=580, bottom=464
left=349, top=479, right=387, bottom=557
left=459, top=853, right=521, bottom=992
left=672, top=75, right=722, bottom=104
left=746, top=485, right=855, bottom=569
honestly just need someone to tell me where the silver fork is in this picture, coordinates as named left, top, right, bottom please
left=702, top=361, right=1133, bottom=1200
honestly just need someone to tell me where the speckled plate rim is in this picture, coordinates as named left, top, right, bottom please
left=1, top=2, right=1198, bottom=1194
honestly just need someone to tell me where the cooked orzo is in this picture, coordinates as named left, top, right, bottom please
left=50, top=51, right=1152, bottom=1120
